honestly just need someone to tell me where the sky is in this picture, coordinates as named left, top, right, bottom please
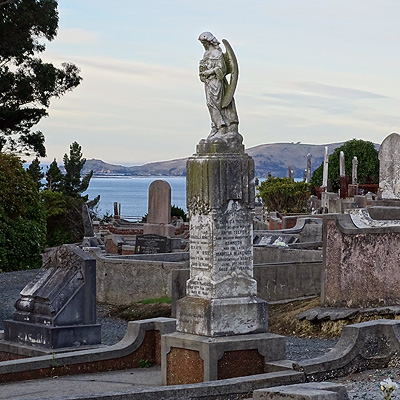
left=36, top=0, right=400, bottom=166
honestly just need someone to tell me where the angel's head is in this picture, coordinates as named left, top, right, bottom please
left=198, top=31, right=220, bottom=48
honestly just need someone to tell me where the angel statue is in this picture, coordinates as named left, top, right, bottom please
left=198, top=32, right=242, bottom=147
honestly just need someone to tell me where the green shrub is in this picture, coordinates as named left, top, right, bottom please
left=258, top=177, right=310, bottom=214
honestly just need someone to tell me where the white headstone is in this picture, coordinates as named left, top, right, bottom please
left=379, top=133, right=400, bottom=199
left=322, top=146, right=329, bottom=187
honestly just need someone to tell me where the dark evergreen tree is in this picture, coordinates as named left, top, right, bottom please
left=45, top=158, right=62, bottom=191
left=0, top=0, right=82, bottom=156
left=26, top=157, right=43, bottom=190
left=62, top=141, right=93, bottom=197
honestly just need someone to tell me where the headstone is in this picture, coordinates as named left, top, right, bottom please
left=306, top=153, right=311, bottom=183
left=379, top=132, right=400, bottom=199
left=82, top=204, right=94, bottom=237
left=339, top=151, right=345, bottom=177
left=322, top=146, right=329, bottom=188
left=143, top=180, right=175, bottom=237
left=135, top=234, right=171, bottom=254
left=352, top=156, right=358, bottom=185
left=348, top=156, right=359, bottom=197
left=113, top=201, right=120, bottom=219
left=339, top=151, right=348, bottom=199
left=288, top=166, right=294, bottom=181
left=4, top=245, right=101, bottom=349
left=162, top=32, right=285, bottom=385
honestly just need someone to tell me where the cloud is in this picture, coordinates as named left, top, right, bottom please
left=286, top=81, right=388, bottom=100
left=55, top=28, right=99, bottom=45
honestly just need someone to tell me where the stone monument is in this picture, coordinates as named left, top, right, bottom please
left=339, top=151, right=348, bottom=199
left=288, top=165, right=294, bottom=181
left=322, top=146, right=329, bottom=189
left=348, top=156, right=359, bottom=197
left=4, top=245, right=101, bottom=349
left=143, top=180, right=175, bottom=237
left=306, top=153, right=311, bottom=183
left=161, top=31, right=285, bottom=385
left=379, top=132, right=400, bottom=199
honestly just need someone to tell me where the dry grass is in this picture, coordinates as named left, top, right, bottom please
left=268, top=297, right=400, bottom=338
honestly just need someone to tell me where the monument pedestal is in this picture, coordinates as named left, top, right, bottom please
left=176, top=296, right=267, bottom=337
left=162, top=331, right=285, bottom=385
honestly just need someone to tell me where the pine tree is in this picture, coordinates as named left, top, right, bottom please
left=62, top=141, right=93, bottom=197
left=45, top=158, right=62, bottom=191
left=26, top=157, right=43, bottom=191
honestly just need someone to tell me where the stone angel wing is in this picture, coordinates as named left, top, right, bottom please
left=221, top=39, right=239, bottom=108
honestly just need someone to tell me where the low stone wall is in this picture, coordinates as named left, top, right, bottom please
left=91, top=249, right=189, bottom=305
left=254, top=246, right=321, bottom=264
left=322, top=213, right=400, bottom=308
left=255, top=261, right=322, bottom=302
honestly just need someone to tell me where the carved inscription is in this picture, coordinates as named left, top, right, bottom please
left=187, top=204, right=253, bottom=299
left=213, top=209, right=252, bottom=276
left=190, top=214, right=213, bottom=269
left=187, top=279, right=212, bottom=297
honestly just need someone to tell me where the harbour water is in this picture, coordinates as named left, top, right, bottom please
left=84, top=176, right=186, bottom=219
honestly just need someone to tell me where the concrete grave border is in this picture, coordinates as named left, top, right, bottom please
left=0, top=318, right=175, bottom=383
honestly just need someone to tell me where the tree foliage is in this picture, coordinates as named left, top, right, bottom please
left=0, top=0, right=82, bottom=156
left=258, top=177, right=310, bottom=214
left=45, top=158, right=62, bottom=190
left=171, top=204, right=187, bottom=221
left=40, top=141, right=98, bottom=247
left=0, top=152, right=46, bottom=271
left=26, top=156, right=43, bottom=190
left=62, top=141, right=93, bottom=197
left=310, top=139, right=379, bottom=191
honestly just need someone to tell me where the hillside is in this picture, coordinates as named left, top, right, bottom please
left=82, top=142, right=350, bottom=179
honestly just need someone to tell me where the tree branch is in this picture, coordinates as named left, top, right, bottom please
left=0, top=0, right=16, bottom=5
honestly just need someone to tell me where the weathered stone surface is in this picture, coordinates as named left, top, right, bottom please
left=4, top=245, right=100, bottom=349
left=322, top=214, right=400, bottom=308
left=93, top=249, right=189, bottom=305
left=143, top=180, right=175, bottom=237
left=294, top=320, right=400, bottom=381
left=176, top=150, right=266, bottom=337
left=186, top=153, right=254, bottom=213
left=254, top=382, right=349, bottom=400
left=177, top=296, right=267, bottom=337
left=379, top=132, right=400, bottom=199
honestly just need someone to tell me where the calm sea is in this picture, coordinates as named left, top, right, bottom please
left=84, top=176, right=186, bottom=219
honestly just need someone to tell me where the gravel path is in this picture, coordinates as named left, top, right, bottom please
left=1, top=269, right=399, bottom=399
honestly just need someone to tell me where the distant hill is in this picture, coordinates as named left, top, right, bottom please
left=83, top=142, right=368, bottom=179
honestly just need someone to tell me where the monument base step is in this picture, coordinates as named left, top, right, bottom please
left=3, top=320, right=101, bottom=349
left=176, top=296, right=268, bottom=337
left=161, top=331, right=286, bottom=385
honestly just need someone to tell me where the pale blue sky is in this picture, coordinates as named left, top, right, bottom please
left=37, top=0, right=400, bottom=165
